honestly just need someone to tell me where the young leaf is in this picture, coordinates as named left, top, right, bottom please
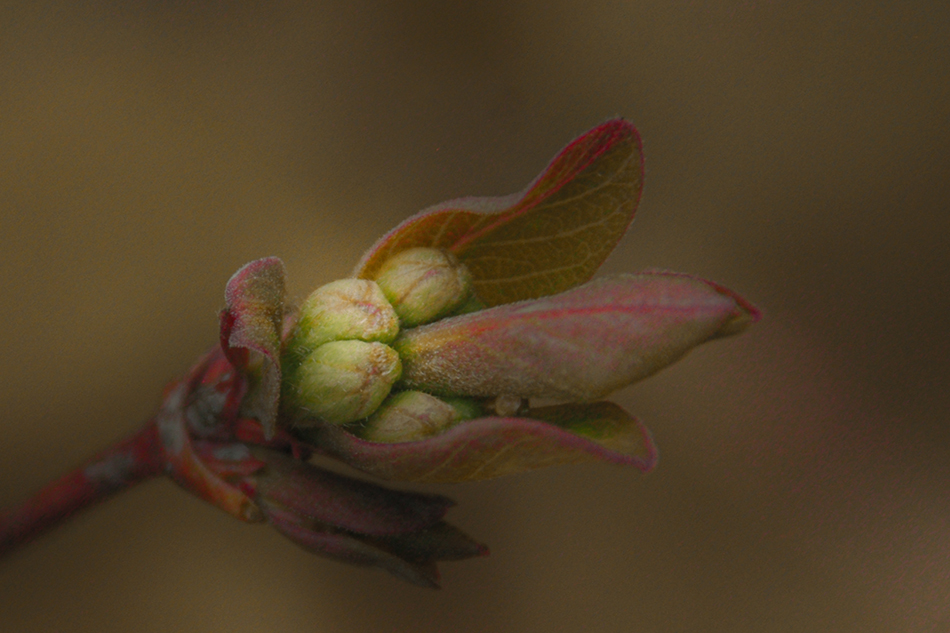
left=298, top=401, right=656, bottom=483
left=263, top=503, right=444, bottom=588
left=393, top=272, right=760, bottom=401
left=354, top=119, right=644, bottom=306
left=220, top=257, right=286, bottom=438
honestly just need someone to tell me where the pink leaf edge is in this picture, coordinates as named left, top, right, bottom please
left=301, top=412, right=658, bottom=484
left=221, top=256, right=287, bottom=438
left=353, top=119, right=644, bottom=305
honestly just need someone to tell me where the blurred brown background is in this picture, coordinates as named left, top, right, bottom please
left=1, top=2, right=948, bottom=631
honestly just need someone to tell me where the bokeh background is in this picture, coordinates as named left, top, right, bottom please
left=1, top=2, right=948, bottom=631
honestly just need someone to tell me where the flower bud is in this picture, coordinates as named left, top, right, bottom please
left=359, top=390, right=479, bottom=443
left=293, top=279, right=400, bottom=354
left=489, top=394, right=527, bottom=417
left=441, top=395, right=484, bottom=421
left=292, top=340, right=402, bottom=425
left=373, top=247, right=473, bottom=327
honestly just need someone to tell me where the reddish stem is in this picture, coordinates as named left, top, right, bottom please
left=0, top=421, right=165, bottom=558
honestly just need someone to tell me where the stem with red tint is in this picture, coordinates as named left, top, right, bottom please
left=0, top=421, right=165, bottom=558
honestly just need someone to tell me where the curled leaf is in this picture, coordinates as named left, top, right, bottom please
left=220, top=257, right=286, bottom=438
left=262, top=503, right=440, bottom=587
left=252, top=448, right=487, bottom=587
left=298, top=401, right=656, bottom=483
left=374, top=520, right=488, bottom=563
left=264, top=503, right=485, bottom=588
left=355, top=119, right=644, bottom=306
left=251, top=448, right=452, bottom=535
left=394, top=272, right=760, bottom=401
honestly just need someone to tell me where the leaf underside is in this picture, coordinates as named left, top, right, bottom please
left=354, top=119, right=644, bottom=306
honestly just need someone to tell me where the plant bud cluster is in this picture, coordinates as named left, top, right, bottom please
left=284, top=248, right=481, bottom=438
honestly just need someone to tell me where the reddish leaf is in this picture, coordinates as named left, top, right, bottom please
left=263, top=503, right=444, bottom=588
left=374, top=520, right=489, bottom=563
left=354, top=119, right=644, bottom=306
left=221, top=257, right=286, bottom=438
left=267, top=506, right=487, bottom=589
left=394, top=272, right=760, bottom=401
left=251, top=448, right=452, bottom=535
left=299, top=401, right=656, bottom=483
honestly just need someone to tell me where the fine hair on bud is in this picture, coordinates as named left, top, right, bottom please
left=292, top=340, right=402, bottom=426
left=359, top=390, right=480, bottom=443
left=293, top=279, right=400, bottom=355
left=373, top=247, right=473, bottom=327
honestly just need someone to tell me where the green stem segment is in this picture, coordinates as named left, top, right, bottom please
left=0, top=421, right=165, bottom=558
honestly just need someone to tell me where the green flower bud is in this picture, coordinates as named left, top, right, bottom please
left=292, top=340, right=402, bottom=426
left=359, top=390, right=479, bottom=443
left=373, top=247, right=473, bottom=327
left=294, top=279, right=399, bottom=353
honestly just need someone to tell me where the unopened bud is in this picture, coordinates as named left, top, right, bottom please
left=490, top=394, right=527, bottom=417
left=294, top=279, right=399, bottom=354
left=373, top=247, right=472, bottom=327
left=359, top=390, right=479, bottom=443
left=292, top=340, right=402, bottom=425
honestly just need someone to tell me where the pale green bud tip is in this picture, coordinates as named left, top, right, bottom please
left=295, top=279, right=399, bottom=352
left=293, top=340, right=402, bottom=425
left=373, top=247, right=473, bottom=327
left=359, top=390, right=480, bottom=443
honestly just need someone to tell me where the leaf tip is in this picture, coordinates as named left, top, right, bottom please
left=706, top=280, right=762, bottom=338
